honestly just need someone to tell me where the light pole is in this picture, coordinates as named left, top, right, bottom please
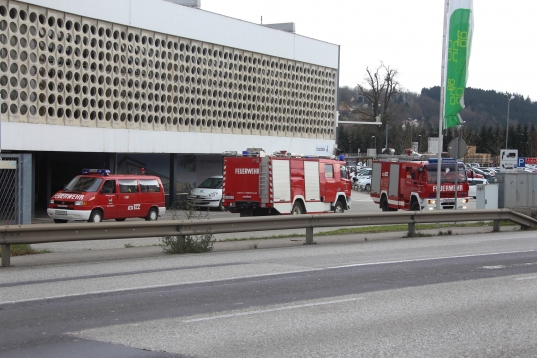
left=418, top=135, right=422, bottom=152
left=371, top=135, right=376, bottom=150
left=505, top=94, right=514, bottom=149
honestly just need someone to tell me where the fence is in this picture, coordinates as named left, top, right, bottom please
left=2, top=209, right=536, bottom=267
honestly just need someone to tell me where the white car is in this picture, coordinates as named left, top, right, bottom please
left=357, top=176, right=371, bottom=191
left=468, top=178, right=488, bottom=198
left=187, top=176, right=224, bottom=210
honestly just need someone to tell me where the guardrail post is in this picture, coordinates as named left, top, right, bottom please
left=493, top=220, right=500, bottom=232
left=305, top=227, right=314, bottom=245
left=407, top=223, right=416, bottom=237
left=1, top=244, right=10, bottom=267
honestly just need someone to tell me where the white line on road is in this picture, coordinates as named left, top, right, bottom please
left=183, top=297, right=364, bottom=323
left=327, top=250, right=537, bottom=269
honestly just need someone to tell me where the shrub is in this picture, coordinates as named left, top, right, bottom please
left=160, top=201, right=215, bottom=254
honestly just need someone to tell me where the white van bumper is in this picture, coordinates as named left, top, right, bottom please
left=47, top=208, right=92, bottom=221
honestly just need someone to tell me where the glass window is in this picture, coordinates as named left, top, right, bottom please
left=119, top=179, right=139, bottom=193
left=140, top=179, right=161, bottom=192
left=64, top=176, right=103, bottom=192
left=101, top=179, right=116, bottom=194
left=197, top=177, right=222, bottom=189
left=325, top=164, right=333, bottom=178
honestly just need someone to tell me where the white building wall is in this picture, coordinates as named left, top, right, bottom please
left=23, top=0, right=339, bottom=68
left=1, top=0, right=339, bottom=155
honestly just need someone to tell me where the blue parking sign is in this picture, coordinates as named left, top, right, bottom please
left=518, top=157, right=526, bottom=167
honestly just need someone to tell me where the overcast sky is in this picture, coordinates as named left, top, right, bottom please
left=201, top=0, right=537, bottom=101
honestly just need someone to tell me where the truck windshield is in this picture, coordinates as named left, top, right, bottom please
left=198, top=177, right=223, bottom=189
left=424, top=164, right=467, bottom=183
left=64, top=177, right=103, bottom=192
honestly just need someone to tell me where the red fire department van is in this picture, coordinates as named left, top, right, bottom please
left=370, top=158, right=469, bottom=211
left=222, top=149, right=352, bottom=216
left=47, top=169, right=166, bottom=223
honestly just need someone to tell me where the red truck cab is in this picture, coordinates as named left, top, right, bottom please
left=47, top=169, right=166, bottom=223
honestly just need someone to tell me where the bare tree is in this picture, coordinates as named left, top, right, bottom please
left=355, top=63, right=400, bottom=151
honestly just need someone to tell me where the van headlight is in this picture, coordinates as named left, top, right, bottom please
left=74, top=201, right=87, bottom=206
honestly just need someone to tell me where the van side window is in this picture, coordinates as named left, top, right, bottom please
left=325, top=164, right=334, bottom=178
left=101, top=180, right=116, bottom=194
left=140, top=179, right=161, bottom=192
left=119, top=179, right=139, bottom=193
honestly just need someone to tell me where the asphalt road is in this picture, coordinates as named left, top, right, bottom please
left=1, top=228, right=536, bottom=357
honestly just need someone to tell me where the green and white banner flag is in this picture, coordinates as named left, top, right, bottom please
left=443, top=0, right=473, bottom=129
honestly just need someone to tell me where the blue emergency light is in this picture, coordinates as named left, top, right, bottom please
left=428, top=158, right=456, bottom=164
left=81, top=168, right=111, bottom=176
left=338, top=155, right=345, bottom=161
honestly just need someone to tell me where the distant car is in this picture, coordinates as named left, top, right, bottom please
left=187, top=176, right=224, bottom=210
left=468, top=178, right=488, bottom=198
left=357, top=176, right=371, bottom=191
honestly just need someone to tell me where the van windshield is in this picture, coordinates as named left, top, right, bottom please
left=198, top=177, right=223, bottom=189
left=64, top=177, right=103, bottom=192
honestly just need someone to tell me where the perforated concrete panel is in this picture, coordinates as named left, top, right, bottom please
left=0, top=0, right=337, bottom=139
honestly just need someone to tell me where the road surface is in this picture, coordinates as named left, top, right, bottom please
left=1, top=228, right=536, bottom=357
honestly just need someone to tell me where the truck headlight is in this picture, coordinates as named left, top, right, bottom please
left=428, top=199, right=436, bottom=205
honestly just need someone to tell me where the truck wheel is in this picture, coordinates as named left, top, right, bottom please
left=291, top=202, right=304, bottom=215
left=53, top=219, right=68, bottom=223
left=145, top=207, right=158, bottom=221
left=88, top=210, right=103, bottom=223
left=410, top=201, right=421, bottom=211
left=381, top=197, right=389, bottom=212
left=333, top=201, right=344, bottom=213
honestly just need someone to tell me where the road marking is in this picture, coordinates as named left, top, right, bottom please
left=4, top=251, right=536, bottom=305
left=326, top=250, right=537, bottom=269
left=183, top=297, right=364, bottom=323
left=515, top=276, right=537, bottom=281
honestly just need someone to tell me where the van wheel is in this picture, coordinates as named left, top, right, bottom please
left=115, top=218, right=126, bottom=222
left=410, top=201, right=421, bottom=211
left=145, top=207, right=158, bottom=221
left=291, top=202, right=304, bottom=215
left=88, top=210, right=103, bottom=223
left=54, top=219, right=68, bottom=223
left=333, top=201, right=344, bottom=213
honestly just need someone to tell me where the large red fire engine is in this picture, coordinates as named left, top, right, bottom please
left=222, top=149, right=352, bottom=216
left=370, top=157, right=469, bottom=211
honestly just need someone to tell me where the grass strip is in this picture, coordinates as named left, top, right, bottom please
left=0, top=244, right=52, bottom=257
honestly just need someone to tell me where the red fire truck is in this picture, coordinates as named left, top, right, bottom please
left=222, top=149, right=352, bottom=216
left=370, top=158, right=469, bottom=211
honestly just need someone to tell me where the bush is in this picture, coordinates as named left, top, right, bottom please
left=160, top=201, right=215, bottom=254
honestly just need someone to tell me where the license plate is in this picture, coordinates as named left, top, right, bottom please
left=55, top=210, right=67, bottom=215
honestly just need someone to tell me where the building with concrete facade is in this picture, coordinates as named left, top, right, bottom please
left=0, top=0, right=339, bottom=222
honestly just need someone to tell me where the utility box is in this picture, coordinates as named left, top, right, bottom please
left=494, top=173, right=537, bottom=208
left=476, top=183, right=498, bottom=209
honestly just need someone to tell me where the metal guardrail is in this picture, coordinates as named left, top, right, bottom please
left=1, top=209, right=536, bottom=267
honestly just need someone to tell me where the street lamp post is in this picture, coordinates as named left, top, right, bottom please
left=418, top=135, right=422, bottom=152
left=505, top=94, right=514, bottom=149
left=371, top=135, right=376, bottom=150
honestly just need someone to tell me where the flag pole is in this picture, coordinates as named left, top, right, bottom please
left=436, top=0, right=449, bottom=211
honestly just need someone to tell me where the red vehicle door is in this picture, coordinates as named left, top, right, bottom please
left=117, top=179, right=141, bottom=218
left=96, top=179, right=118, bottom=219
left=320, top=162, right=337, bottom=203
